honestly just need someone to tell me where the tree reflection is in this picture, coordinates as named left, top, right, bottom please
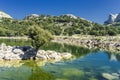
left=23, top=60, right=54, bottom=80
left=41, top=42, right=97, bottom=58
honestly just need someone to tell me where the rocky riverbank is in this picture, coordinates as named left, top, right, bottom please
left=0, top=43, right=72, bottom=61
left=53, top=36, right=120, bottom=53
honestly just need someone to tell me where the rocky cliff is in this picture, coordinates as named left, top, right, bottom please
left=104, top=13, right=120, bottom=24
left=0, top=11, right=12, bottom=19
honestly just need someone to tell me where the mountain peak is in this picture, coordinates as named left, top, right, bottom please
left=25, top=14, right=39, bottom=19
left=0, top=11, right=12, bottom=19
left=65, top=14, right=77, bottom=19
left=104, top=13, right=120, bottom=24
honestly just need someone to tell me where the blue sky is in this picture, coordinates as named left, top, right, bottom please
left=0, top=0, right=120, bottom=23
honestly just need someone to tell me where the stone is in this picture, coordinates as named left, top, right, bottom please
left=102, top=73, right=119, bottom=80
left=104, top=13, right=120, bottom=24
left=4, top=52, right=21, bottom=60
left=12, top=49, right=24, bottom=54
left=65, top=14, right=77, bottom=19
left=25, top=14, right=39, bottom=19
left=0, top=43, right=72, bottom=61
left=0, top=43, right=7, bottom=51
left=0, top=11, right=12, bottom=19
left=0, top=53, right=4, bottom=60
left=61, top=53, right=72, bottom=59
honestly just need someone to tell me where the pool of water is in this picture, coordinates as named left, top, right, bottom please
left=0, top=51, right=120, bottom=80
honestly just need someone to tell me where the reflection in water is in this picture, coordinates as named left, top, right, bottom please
left=23, top=61, right=54, bottom=80
left=107, top=52, right=120, bottom=62
left=0, top=60, right=54, bottom=80
left=41, top=42, right=97, bottom=58
left=0, top=60, right=23, bottom=67
left=0, top=42, right=120, bottom=80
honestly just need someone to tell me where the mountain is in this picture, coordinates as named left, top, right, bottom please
left=0, top=12, right=119, bottom=36
left=0, top=11, right=12, bottom=19
left=104, top=13, right=120, bottom=24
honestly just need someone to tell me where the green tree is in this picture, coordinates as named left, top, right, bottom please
left=28, top=25, right=53, bottom=52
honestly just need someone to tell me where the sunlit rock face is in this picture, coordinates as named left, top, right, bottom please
left=0, top=43, right=72, bottom=61
left=104, top=13, right=120, bottom=24
left=0, top=11, right=12, bottom=19
left=64, top=14, right=77, bottom=19
left=24, top=14, right=39, bottom=19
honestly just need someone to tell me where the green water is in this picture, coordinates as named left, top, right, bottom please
left=0, top=39, right=120, bottom=80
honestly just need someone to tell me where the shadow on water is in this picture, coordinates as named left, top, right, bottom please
left=22, top=60, right=54, bottom=80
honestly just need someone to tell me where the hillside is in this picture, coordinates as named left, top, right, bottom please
left=0, top=12, right=120, bottom=36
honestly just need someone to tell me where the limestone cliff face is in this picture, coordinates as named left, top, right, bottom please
left=104, top=13, right=120, bottom=24
left=0, top=11, right=12, bottom=19
left=65, top=14, right=77, bottom=19
left=24, top=14, right=39, bottom=19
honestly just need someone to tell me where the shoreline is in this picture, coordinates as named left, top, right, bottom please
left=53, top=35, right=120, bottom=53
left=0, top=43, right=72, bottom=61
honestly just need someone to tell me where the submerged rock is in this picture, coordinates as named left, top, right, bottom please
left=102, top=73, right=119, bottom=80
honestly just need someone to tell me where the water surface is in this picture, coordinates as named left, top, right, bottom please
left=0, top=51, right=120, bottom=80
left=0, top=42, right=120, bottom=80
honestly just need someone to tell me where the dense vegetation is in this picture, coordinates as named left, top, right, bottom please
left=28, top=25, right=53, bottom=51
left=0, top=15, right=120, bottom=36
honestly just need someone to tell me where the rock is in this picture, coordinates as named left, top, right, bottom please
left=4, top=52, right=21, bottom=60
left=104, top=13, right=120, bottom=24
left=0, top=43, right=72, bottom=61
left=65, top=14, right=77, bottom=19
left=0, top=53, right=4, bottom=60
left=36, top=50, right=47, bottom=60
left=25, top=14, right=39, bottom=19
left=61, top=52, right=72, bottom=59
left=102, top=73, right=119, bottom=80
left=36, top=50, right=72, bottom=61
left=0, top=43, right=7, bottom=51
left=47, top=51, right=62, bottom=60
left=0, top=11, right=12, bottom=19
left=12, top=49, right=24, bottom=54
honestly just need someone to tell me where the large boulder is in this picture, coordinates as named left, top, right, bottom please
left=0, top=52, right=4, bottom=60
left=36, top=50, right=72, bottom=61
left=46, top=50, right=62, bottom=60
left=36, top=50, right=47, bottom=60
left=3, top=51, right=21, bottom=60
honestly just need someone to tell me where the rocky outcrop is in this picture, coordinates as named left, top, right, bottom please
left=53, top=36, right=120, bottom=53
left=36, top=50, right=72, bottom=61
left=24, top=14, right=39, bottom=19
left=104, top=13, right=120, bottom=24
left=0, top=43, right=72, bottom=61
left=65, top=14, right=77, bottom=19
left=0, top=11, right=12, bottom=19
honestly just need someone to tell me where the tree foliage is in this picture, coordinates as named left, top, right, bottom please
left=0, top=15, right=120, bottom=36
left=28, top=25, right=53, bottom=51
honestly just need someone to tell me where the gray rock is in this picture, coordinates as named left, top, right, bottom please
left=0, top=43, right=72, bottom=61
left=102, top=73, right=119, bottom=80
left=12, top=49, right=24, bottom=54
left=61, top=52, right=72, bottom=59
